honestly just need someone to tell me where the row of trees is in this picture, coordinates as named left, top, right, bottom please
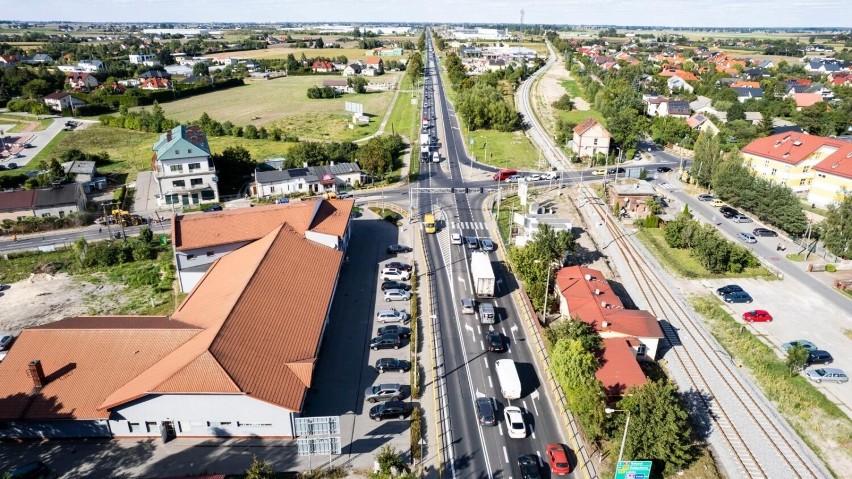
left=821, top=194, right=852, bottom=259
left=507, top=224, right=575, bottom=313
left=665, top=207, right=760, bottom=274
left=280, top=134, right=405, bottom=179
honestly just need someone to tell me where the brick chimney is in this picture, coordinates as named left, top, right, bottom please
left=28, top=360, right=46, bottom=389
left=166, top=129, right=172, bottom=142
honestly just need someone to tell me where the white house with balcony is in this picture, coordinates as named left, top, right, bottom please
left=153, top=125, right=219, bottom=207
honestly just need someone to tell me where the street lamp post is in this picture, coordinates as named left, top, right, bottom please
left=605, top=407, right=631, bottom=471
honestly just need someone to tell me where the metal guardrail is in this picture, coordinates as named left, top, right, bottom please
left=484, top=195, right=599, bottom=479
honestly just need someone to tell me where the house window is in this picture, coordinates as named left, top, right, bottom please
left=803, top=166, right=810, bottom=173
left=201, top=190, right=216, bottom=200
left=764, top=160, right=769, bottom=167
left=770, top=168, right=777, bottom=176
left=165, top=194, right=180, bottom=204
left=41, top=213, right=51, bottom=218
left=593, top=138, right=598, bottom=146
left=58, top=211, right=65, bottom=219
left=128, top=422, right=141, bottom=432
left=146, top=422, right=159, bottom=432
left=636, top=344, right=646, bottom=356
left=172, top=180, right=186, bottom=188
left=800, top=179, right=807, bottom=186
left=188, top=162, right=201, bottom=172
left=188, top=149, right=193, bottom=154
left=175, top=150, right=180, bottom=154
left=170, top=164, right=183, bottom=173
left=190, top=178, right=203, bottom=186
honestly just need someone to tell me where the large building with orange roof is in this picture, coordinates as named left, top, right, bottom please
left=0, top=199, right=353, bottom=439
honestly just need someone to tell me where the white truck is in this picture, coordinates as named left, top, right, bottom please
left=470, top=251, right=495, bottom=298
left=420, top=133, right=429, bottom=146
left=431, top=151, right=440, bottom=163
left=495, top=359, right=522, bottom=400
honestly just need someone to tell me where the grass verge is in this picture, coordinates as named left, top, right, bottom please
left=495, top=195, right=521, bottom=244
left=691, top=295, right=850, bottom=475
left=385, top=75, right=421, bottom=179
left=557, top=109, right=606, bottom=127
left=637, top=228, right=775, bottom=279
left=560, top=78, right=583, bottom=98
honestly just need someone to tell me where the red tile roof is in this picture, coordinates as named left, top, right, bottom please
left=0, top=189, right=36, bottom=212
left=595, top=338, right=647, bottom=396
left=793, top=93, right=823, bottom=108
left=741, top=132, right=843, bottom=166
left=813, top=141, right=852, bottom=180
left=572, top=118, right=610, bottom=137
left=365, top=57, right=382, bottom=65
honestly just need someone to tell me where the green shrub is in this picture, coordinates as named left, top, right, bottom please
left=826, top=264, right=837, bottom=272
left=410, top=407, right=422, bottom=461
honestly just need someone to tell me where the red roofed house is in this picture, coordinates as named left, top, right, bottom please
left=555, top=266, right=664, bottom=395
left=0, top=199, right=354, bottom=439
left=141, top=77, right=171, bottom=90
left=311, top=60, right=336, bottom=73
left=572, top=118, right=611, bottom=159
left=42, top=91, right=86, bottom=112
left=65, top=72, right=99, bottom=91
left=0, top=54, right=20, bottom=65
left=792, top=93, right=823, bottom=110
left=364, top=57, right=384, bottom=76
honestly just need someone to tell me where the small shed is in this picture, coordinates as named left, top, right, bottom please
left=608, top=181, right=658, bottom=219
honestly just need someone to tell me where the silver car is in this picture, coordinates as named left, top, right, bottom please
left=805, top=368, right=848, bottom=384
left=376, top=308, right=409, bottom=323
left=737, top=232, right=757, bottom=244
left=365, top=383, right=403, bottom=403
left=384, top=289, right=411, bottom=302
left=481, top=239, right=496, bottom=252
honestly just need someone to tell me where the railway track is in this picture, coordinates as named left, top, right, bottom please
left=580, top=185, right=827, bottom=479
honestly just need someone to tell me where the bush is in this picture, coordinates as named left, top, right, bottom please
left=552, top=94, right=574, bottom=111
left=410, top=407, right=422, bottom=462
left=826, top=264, right=837, bottom=272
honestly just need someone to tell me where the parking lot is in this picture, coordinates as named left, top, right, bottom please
left=302, top=212, right=417, bottom=466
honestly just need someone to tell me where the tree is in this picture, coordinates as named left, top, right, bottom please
left=357, top=136, right=394, bottom=177
left=139, top=226, right=154, bottom=244
left=22, top=79, right=50, bottom=99
left=347, top=76, right=368, bottom=94
left=210, top=146, right=255, bottom=195
left=375, top=445, right=407, bottom=474
left=551, top=339, right=607, bottom=443
left=727, top=101, right=745, bottom=121
left=786, top=345, right=809, bottom=374
left=552, top=94, right=574, bottom=111
left=820, top=193, right=852, bottom=258
left=192, top=62, right=209, bottom=77
left=244, top=456, right=274, bottom=479
left=544, top=318, right=602, bottom=352
left=690, top=131, right=722, bottom=187
left=616, top=380, right=695, bottom=475
left=314, top=37, right=324, bottom=48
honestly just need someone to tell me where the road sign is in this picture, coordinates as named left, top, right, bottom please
left=295, top=416, right=340, bottom=436
left=614, top=460, right=652, bottom=479
left=345, top=101, right=364, bottom=114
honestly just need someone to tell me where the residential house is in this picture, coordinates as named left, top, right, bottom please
left=139, top=70, right=172, bottom=79
left=152, top=125, right=219, bottom=208
left=809, top=142, right=852, bottom=208
left=689, top=95, right=712, bottom=113
left=0, top=184, right=87, bottom=222
left=61, top=160, right=98, bottom=183
left=342, top=63, right=362, bottom=76
left=65, top=72, right=99, bottom=91
left=0, top=200, right=353, bottom=439
left=171, top=199, right=353, bottom=291
left=667, top=76, right=694, bottom=93
left=730, top=80, right=760, bottom=89
left=741, top=132, right=852, bottom=201
left=743, top=68, right=770, bottom=79
left=805, top=58, right=845, bottom=75
left=371, top=47, right=403, bottom=56
left=311, top=60, right=336, bottom=73
left=744, top=111, right=763, bottom=125
left=29, top=54, right=54, bottom=64
left=732, top=87, right=763, bottom=102
left=659, top=68, right=697, bottom=82
left=141, top=78, right=171, bottom=90
left=555, top=266, right=664, bottom=395
left=793, top=93, right=823, bottom=111
left=364, top=57, right=384, bottom=75
left=511, top=201, right=573, bottom=248
left=322, top=79, right=352, bottom=94
left=128, top=53, right=159, bottom=66
left=77, top=59, right=105, bottom=72
left=571, top=118, right=611, bottom=158
left=253, top=162, right=361, bottom=199
left=645, top=95, right=668, bottom=116
left=687, top=113, right=720, bottom=134
left=0, top=54, right=20, bottom=65
left=42, top=92, right=86, bottom=113
left=659, top=100, right=691, bottom=119
left=607, top=181, right=660, bottom=219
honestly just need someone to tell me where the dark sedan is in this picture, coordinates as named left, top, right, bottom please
left=385, top=261, right=412, bottom=272
left=369, top=400, right=409, bottom=421
left=378, top=325, right=411, bottom=338
left=716, top=284, right=743, bottom=296
left=369, top=333, right=402, bottom=350
left=487, top=331, right=506, bottom=352
left=753, top=228, right=778, bottom=237
left=656, top=166, right=672, bottom=172
left=387, top=244, right=412, bottom=254
left=381, top=280, right=411, bottom=292
left=375, top=358, right=411, bottom=373
left=607, top=167, right=626, bottom=174
left=719, top=206, right=740, bottom=218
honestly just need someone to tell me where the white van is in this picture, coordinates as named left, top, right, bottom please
left=479, top=303, right=496, bottom=324
left=495, top=359, right=522, bottom=400
left=432, top=151, right=440, bottom=163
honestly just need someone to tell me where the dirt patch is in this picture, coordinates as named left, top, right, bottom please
left=532, top=57, right=571, bottom=135
left=0, top=273, right=125, bottom=333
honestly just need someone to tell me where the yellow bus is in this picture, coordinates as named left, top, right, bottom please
left=424, top=213, right=436, bottom=233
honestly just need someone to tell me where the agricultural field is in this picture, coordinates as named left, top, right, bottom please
left=208, top=46, right=404, bottom=62
left=146, top=72, right=403, bottom=142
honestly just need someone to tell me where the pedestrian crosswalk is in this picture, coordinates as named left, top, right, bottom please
left=451, top=221, right=486, bottom=231
left=658, top=183, right=676, bottom=190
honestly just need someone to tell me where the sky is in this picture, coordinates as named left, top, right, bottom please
left=7, top=0, right=852, bottom=29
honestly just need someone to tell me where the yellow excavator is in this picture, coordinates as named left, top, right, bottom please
left=111, top=209, right=144, bottom=227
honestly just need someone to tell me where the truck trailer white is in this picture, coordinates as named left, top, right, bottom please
left=470, top=251, right=495, bottom=298
left=495, top=359, right=522, bottom=400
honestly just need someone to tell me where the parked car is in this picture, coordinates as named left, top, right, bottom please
left=466, top=237, right=479, bottom=249
left=0, top=332, right=14, bottom=351
left=743, top=310, right=773, bottom=323
left=374, top=358, right=410, bottom=373
left=378, top=325, right=411, bottom=339
left=203, top=204, right=223, bottom=212
left=544, top=172, right=558, bottom=180
left=7, top=461, right=49, bottom=479
left=369, top=400, right=408, bottom=421
left=698, top=194, right=714, bottom=201
left=384, top=289, right=411, bottom=302
left=365, top=383, right=403, bottom=403
left=480, top=239, right=496, bottom=252
left=720, top=206, right=740, bottom=218
left=723, top=291, right=753, bottom=303
left=782, top=340, right=817, bottom=352
left=807, top=350, right=834, bottom=365
left=381, top=268, right=410, bottom=281
left=505, top=175, right=520, bottom=183
left=461, top=298, right=476, bottom=315
left=451, top=233, right=463, bottom=245
left=527, top=174, right=542, bottom=181
left=518, top=455, right=542, bottom=479
left=370, top=333, right=402, bottom=350
left=546, top=443, right=572, bottom=475
left=7, top=163, right=18, bottom=170
left=607, top=167, right=625, bottom=174
left=591, top=169, right=606, bottom=176
left=752, top=228, right=778, bottom=237
left=385, top=261, right=412, bottom=272
left=376, top=308, right=409, bottom=323
left=732, top=214, right=753, bottom=223
left=381, top=280, right=411, bottom=292
left=716, top=284, right=743, bottom=296
left=737, top=232, right=757, bottom=244
left=487, top=331, right=506, bottom=352
left=504, top=406, right=526, bottom=438
left=387, top=244, right=412, bottom=254
left=656, top=166, right=672, bottom=172
left=806, top=368, right=848, bottom=384
left=337, top=192, right=352, bottom=199
left=475, top=396, right=497, bottom=426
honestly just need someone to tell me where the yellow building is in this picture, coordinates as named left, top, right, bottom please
left=741, top=133, right=852, bottom=207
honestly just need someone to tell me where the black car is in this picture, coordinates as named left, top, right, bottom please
left=8, top=461, right=49, bottom=479
left=385, top=261, right=412, bottom=272
left=378, top=325, right=411, bottom=338
left=375, top=358, right=411, bottom=373
left=719, top=206, right=740, bottom=218
left=369, top=400, right=408, bottom=421
left=753, top=228, right=778, bottom=237
left=387, top=244, right=412, bottom=254
left=203, top=204, right=223, bottom=212
left=381, top=280, right=411, bottom=292
left=487, top=331, right=506, bottom=353
left=370, top=333, right=402, bottom=350
left=656, top=166, right=672, bottom=172
left=518, top=455, right=542, bottom=479
left=475, top=397, right=496, bottom=426
left=607, top=167, right=626, bottom=174
left=808, top=350, right=834, bottom=365
left=716, top=284, right=743, bottom=296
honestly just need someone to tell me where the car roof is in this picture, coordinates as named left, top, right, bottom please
left=813, top=368, right=844, bottom=374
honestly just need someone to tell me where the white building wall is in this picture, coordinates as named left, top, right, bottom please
left=258, top=179, right=309, bottom=197
left=156, top=154, right=219, bottom=205
left=175, top=241, right=250, bottom=292
left=305, top=231, right=341, bottom=250
left=32, top=204, right=81, bottom=219
left=109, top=394, right=296, bottom=438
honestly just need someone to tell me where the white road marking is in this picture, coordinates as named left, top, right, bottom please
left=488, top=376, right=493, bottom=388
left=531, top=391, right=540, bottom=416
left=477, top=325, right=482, bottom=334
left=480, top=340, right=485, bottom=350
left=503, top=446, right=509, bottom=463
left=498, top=423, right=504, bottom=436
left=484, top=357, right=489, bottom=368
left=511, top=324, right=519, bottom=341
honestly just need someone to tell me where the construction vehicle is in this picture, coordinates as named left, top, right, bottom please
left=111, top=209, right=144, bottom=226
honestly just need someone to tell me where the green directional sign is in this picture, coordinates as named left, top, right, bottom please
left=614, top=460, right=652, bottom=479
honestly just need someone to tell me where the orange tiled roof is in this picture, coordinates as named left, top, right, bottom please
left=172, top=199, right=352, bottom=251
left=673, top=70, right=697, bottom=81
left=793, top=93, right=823, bottom=108
left=595, top=338, right=647, bottom=396
left=572, top=118, right=610, bottom=138
left=741, top=132, right=844, bottom=166
left=813, top=141, right=852, bottom=180
left=731, top=80, right=760, bottom=88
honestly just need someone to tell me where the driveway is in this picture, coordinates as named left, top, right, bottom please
left=0, top=116, right=66, bottom=169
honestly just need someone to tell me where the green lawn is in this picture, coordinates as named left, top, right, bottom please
left=637, top=228, right=775, bottom=279
left=560, top=79, right=582, bottom=98
left=148, top=72, right=403, bottom=142
left=469, top=129, right=541, bottom=170
left=558, top=109, right=606, bottom=127
left=385, top=75, right=422, bottom=177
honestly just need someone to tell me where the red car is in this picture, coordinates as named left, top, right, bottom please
left=546, top=443, right=572, bottom=475
left=743, top=310, right=773, bottom=323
